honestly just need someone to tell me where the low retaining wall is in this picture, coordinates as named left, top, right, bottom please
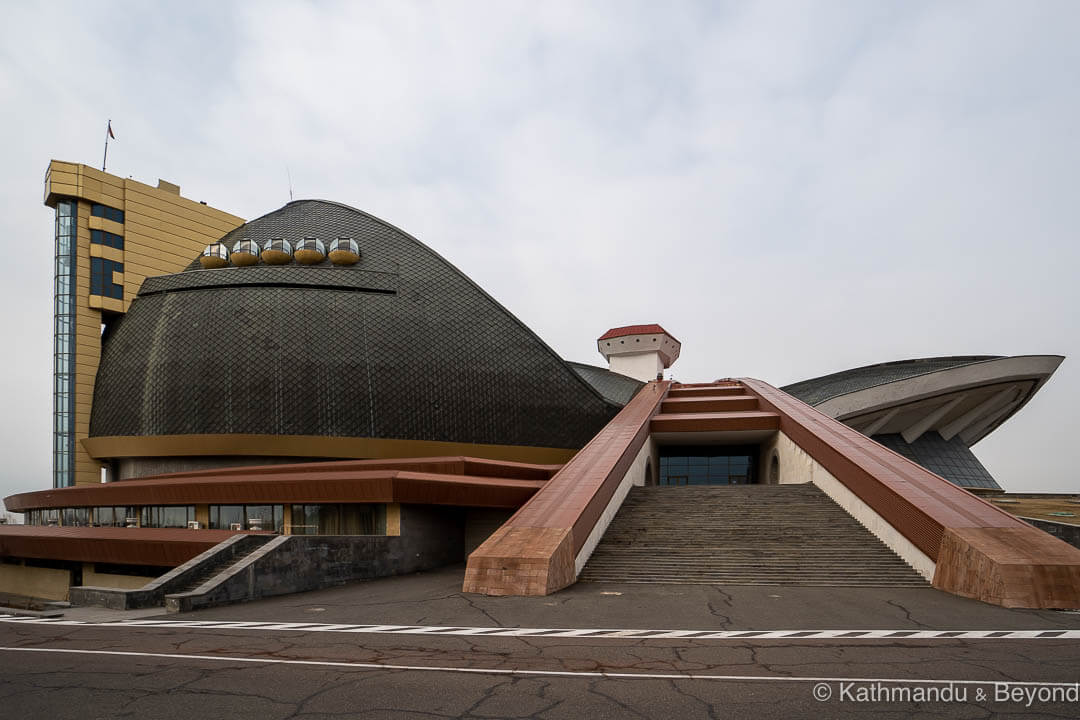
left=166, top=504, right=463, bottom=612
left=1021, top=518, right=1080, bottom=550
left=71, top=534, right=270, bottom=610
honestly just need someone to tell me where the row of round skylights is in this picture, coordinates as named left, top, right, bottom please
left=200, top=237, right=361, bottom=268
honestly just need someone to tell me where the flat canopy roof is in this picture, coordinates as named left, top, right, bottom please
left=0, top=526, right=250, bottom=567
left=4, top=456, right=558, bottom=513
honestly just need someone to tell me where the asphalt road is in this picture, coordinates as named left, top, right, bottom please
left=1, top=568, right=1078, bottom=719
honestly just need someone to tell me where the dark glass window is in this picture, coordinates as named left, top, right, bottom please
left=659, top=446, right=758, bottom=485
left=90, top=228, right=124, bottom=249
left=244, top=505, right=283, bottom=532
left=289, top=504, right=385, bottom=535
left=210, top=505, right=244, bottom=530
left=32, top=509, right=59, bottom=526
left=61, top=508, right=90, bottom=526
left=93, top=506, right=137, bottom=527
left=90, top=258, right=124, bottom=299
left=141, top=506, right=194, bottom=528
left=209, top=505, right=284, bottom=532
left=872, top=432, right=1000, bottom=490
left=90, top=203, right=124, bottom=224
left=53, top=201, right=76, bottom=488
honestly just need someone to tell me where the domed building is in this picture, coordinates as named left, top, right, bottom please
left=89, top=199, right=629, bottom=480
left=4, top=161, right=1079, bottom=612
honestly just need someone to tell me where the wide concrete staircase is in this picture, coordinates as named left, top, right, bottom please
left=580, top=483, right=928, bottom=586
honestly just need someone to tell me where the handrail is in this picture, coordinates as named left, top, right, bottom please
left=742, top=377, right=1080, bottom=608
left=464, top=381, right=670, bottom=595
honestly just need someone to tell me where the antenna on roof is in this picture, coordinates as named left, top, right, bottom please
left=286, top=166, right=294, bottom=202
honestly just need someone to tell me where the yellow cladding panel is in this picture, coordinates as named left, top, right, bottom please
left=81, top=177, right=103, bottom=195
left=77, top=164, right=125, bottom=189
left=75, top=320, right=101, bottom=339
left=125, top=191, right=242, bottom=230
left=74, top=364, right=99, bottom=380
left=89, top=244, right=125, bottom=263
left=125, top=217, right=236, bottom=252
left=0, top=565, right=71, bottom=602
left=123, top=241, right=200, bottom=271
left=124, top=182, right=243, bottom=226
left=73, top=362, right=99, bottom=378
left=74, top=469, right=103, bottom=487
left=88, top=295, right=125, bottom=313
left=74, top=456, right=101, bottom=473
left=48, top=181, right=80, bottom=199
left=87, top=216, right=125, bottom=235
left=75, top=312, right=102, bottom=331
left=45, top=160, right=243, bottom=229
left=386, top=504, right=402, bottom=536
left=49, top=160, right=79, bottom=174
left=126, top=222, right=231, bottom=255
left=48, top=169, right=80, bottom=185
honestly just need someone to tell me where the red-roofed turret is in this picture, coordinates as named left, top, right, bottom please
left=597, top=324, right=681, bottom=382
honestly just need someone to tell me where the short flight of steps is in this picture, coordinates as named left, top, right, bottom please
left=167, top=543, right=265, bottom=596
left=580, top=484, right=928, bottom=586
left=651, top=384, right=780, bottom=434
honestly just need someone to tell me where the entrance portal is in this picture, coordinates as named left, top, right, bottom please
left=658, top=445, right=758, bottom=485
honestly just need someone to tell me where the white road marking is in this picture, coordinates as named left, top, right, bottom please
left=0, top=645, right=1076, bottom=687
left=0, top=614, right=1076, bottom=640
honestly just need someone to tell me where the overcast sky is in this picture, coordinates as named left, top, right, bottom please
left=1, top=0, right=1078, bottom=506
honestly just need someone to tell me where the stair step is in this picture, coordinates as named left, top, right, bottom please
left=667, top=386, right=746, bottom=398
left=661, top=396, right=760, bottom=413
left=651, top=411, right=780, bottom=433
left=581, top=484, right=927, bottom=587
left=171, top=546, right=261, bottom=594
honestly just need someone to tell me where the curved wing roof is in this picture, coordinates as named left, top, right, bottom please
left=782, top=356, right=1000, bottom=406
left=782, top=355, right=1063, bottom=448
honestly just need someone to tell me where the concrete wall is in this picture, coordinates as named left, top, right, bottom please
left=0, top=563, right=71, bottom=601
left=573, top=438, right=655, bottom=574
left=609, top=353, right=664, bottom=383
left=759, top=431, right=822, bottom=486
left=82, top=564, right=156, bottom=590
left=465, top=508, right=513, bottom=555
left=1020, top=518, right=1080, bottom=550
left=167, top=504, right=465, bottom=612
left=763, top=431, right=936, bottom=580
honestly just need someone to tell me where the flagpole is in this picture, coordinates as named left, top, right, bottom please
left=102, top=119, right=111, bottom=172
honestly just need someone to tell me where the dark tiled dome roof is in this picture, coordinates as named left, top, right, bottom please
left=568, top=362, right=643, bottom=406
left=91, top=200, right=619, bottom=449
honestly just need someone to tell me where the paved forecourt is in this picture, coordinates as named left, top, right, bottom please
left=2, top=566, right=1079, bottom=718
